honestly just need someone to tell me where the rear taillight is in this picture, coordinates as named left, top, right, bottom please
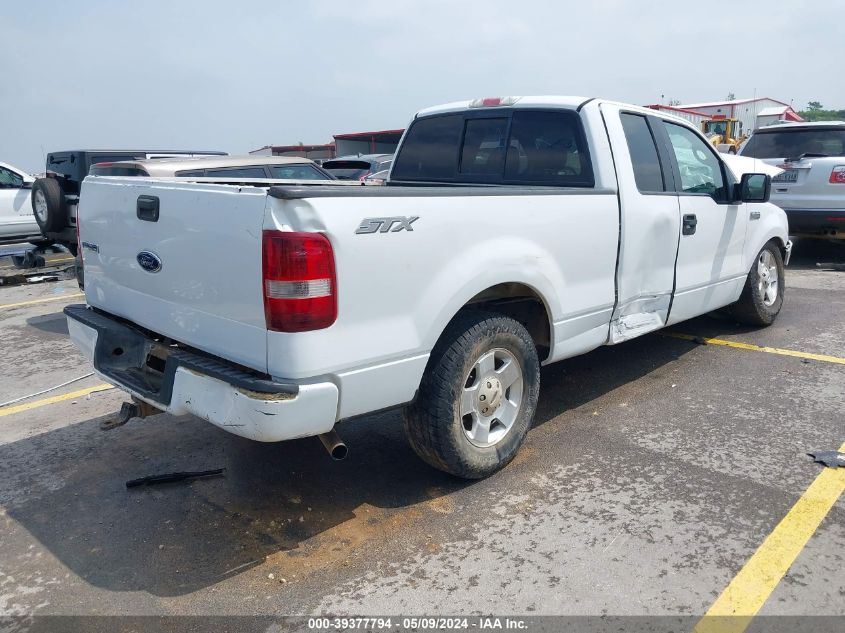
left=262, top=231, right=337, bottom=332
left=829, top=166, right=845, bottom=184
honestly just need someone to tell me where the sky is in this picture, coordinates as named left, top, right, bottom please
left=3, top=0, right=842, bottom=173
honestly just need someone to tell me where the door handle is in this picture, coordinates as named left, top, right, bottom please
left=682, top=214, right=697, bottom=236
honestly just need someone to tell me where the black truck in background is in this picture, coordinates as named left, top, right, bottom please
left=30, top=149, right=226, bottom=254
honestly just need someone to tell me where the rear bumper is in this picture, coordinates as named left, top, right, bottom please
left=64, top=305, right=339, bottom=442
left=783, top=208, right=845, bottom=235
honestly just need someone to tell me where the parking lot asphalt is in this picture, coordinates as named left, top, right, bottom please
left=0, top=239, right=843, bottom=623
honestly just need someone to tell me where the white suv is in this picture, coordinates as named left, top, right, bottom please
left=0, top=161, right=43, bottom=245
left=740, top=121, right=845, bottom=239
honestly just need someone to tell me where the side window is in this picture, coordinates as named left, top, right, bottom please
left=460, top=118, right=508, bottom=176
left=504, top=110, right=594, bottom=186
left=0, top=167, right=24, bottom=188
left=664, top=122, right=727, bottom=201
left=175, top=170, right=205, bottom=177
left=268, top=164, right=328, bottom=180
left=391, top=114, right=464, bottom=181
left=620, top=113, right=665, bottom=193
left=204, top=167, right=267, bottom=178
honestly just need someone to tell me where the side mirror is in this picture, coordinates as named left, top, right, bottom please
left=21, top=181, right=33, bottom=189
left=737, top=173, right=771, bottom=203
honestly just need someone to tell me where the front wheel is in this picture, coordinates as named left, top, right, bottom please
left=403, top=311, right=540, bottom=479
left=729, top=241, right=785, bottom=326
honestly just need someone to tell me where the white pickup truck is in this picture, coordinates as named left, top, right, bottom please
left=66, top=96, right=791, bottom=479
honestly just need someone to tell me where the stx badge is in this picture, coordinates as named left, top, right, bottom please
left=355, top=216, right=419, bottom=234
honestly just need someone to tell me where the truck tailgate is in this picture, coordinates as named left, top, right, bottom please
left=79, top=177, right=269, bottom=373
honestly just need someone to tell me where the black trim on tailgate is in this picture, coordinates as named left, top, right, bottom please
left=64, top=305, right=298, bottom=405
left=269, top=185, right=617, bottom=200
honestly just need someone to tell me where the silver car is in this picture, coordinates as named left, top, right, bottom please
left=739, top=121, right=845, bottom=239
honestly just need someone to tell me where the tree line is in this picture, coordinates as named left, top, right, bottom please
left=797, top=101, right=845, bottom=122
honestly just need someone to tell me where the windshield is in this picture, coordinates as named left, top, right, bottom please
left=742, top=128, right=845, bottom=159
left=704, top=121, right=727, bottom=135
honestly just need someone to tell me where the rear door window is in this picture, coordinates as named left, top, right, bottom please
left=620, top=113, right=665, bottom=192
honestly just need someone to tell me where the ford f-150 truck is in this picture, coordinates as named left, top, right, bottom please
left=65, top=96, right=791, bottom=479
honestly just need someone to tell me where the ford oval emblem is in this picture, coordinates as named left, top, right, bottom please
left=137, top=250, right=162, bottom=273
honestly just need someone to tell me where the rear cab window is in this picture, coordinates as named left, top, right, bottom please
left=392, top=109, right=594, bottom=187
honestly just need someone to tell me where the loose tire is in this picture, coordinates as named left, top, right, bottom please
left=729, top=241, right=784, bottom=326
left=403, top=311, right=540, bottom=479
left=31, top=178, right=67, bottom=233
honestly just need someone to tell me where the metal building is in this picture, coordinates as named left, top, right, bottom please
left=648, top=97, right=803, bottom=133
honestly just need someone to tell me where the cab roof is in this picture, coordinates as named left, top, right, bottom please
left=415, top=96, right=592, bottom=118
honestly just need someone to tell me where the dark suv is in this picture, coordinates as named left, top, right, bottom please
left=31, top=149, right=225, bottom=253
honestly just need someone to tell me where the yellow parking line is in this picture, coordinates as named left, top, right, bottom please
left=664, top=332, right=845, bottom=366
left=694, top=441, right=845, bottom=633
left=0, top=383, right=113, bottom=418
left=0, top=293, right=84, bottom=310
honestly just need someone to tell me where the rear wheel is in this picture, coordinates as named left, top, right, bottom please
left=31, top=178, right=67, bottom=233
left=729, top=241, right=784, bottom=326
left=403, top=311, right=540, bottom=479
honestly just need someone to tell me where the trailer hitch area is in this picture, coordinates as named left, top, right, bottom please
left=101, top=397, right=164, bottom=431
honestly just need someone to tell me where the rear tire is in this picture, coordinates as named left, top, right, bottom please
left=729, top=240, right=784, bottom=326
left=403, top=311, right=540, bottom=479
left=31, top=178, right=67, bottom=233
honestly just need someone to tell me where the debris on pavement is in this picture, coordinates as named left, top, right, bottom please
left=807, top=451, right=845, bottom=468
left=125, top=468, right=226, bottom=488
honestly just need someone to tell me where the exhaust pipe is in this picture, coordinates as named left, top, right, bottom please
left=318, top=429, right=348, bottom=461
